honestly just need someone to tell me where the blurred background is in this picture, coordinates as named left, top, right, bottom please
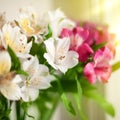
left=0, top=0, right=120, bottom=120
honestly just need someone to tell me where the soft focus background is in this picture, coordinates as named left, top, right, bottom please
left=0, top=0, right=120, bottom=120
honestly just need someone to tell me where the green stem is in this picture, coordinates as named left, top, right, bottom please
left=49, top=80, right=77, bottom=93
left=16, top=101, right=21, bottom=120
left=22, top=111, right=26, bottom=120
left=41, top=97, right=59, bottom=120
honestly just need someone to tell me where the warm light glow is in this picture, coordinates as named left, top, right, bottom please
left=91, top=0, right=120, bottom=17
left=110, top=27, right=120, bottom=41
left=115, top=29, right=120, bottom=41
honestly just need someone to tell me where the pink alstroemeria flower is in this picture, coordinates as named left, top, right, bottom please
left=82, top=22, right=116, bottom=57
left=61, top=27, right=89, bottom=50
left=96, top=25, right=116, bottom=57
left=61, top=27, right=93, bottom=62
left=82, top=22, right=99, bottom=45
left=84, top=47, right=113, bottom=84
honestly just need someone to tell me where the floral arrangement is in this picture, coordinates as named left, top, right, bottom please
left=0, top=7, right=118, bottom=120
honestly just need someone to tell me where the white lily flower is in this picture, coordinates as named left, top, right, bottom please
left=0, top=51, right=21, bottom=100
left=19, top=55, right=53, bottom=102
left=44, top=37, right=79, bottom=73
left=48, top=9, right=75, bottom=37
left=1, top=23, right=32, bottom=54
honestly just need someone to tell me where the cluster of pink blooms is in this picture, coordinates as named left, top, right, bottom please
left=60, top=22, right=115, bottom=84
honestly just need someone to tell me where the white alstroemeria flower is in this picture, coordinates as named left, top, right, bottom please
left=48, top=9, right=75, bottom=37
left=44, top=37, right=79, bottom=73
left=16, top=7, right=48, bottom=41
left=17, top=13, right=41, bottom=36
left=1, top=23, right=32, bottom=54
left=19, top=55, right=53, bottom=102
left=0, top=51, right=21, bottom=100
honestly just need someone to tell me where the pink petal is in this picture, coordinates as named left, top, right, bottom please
left=94, top=47, right=113, bottom=68
left=95, top=65, right=112, bottom=83
left=60, top=28, right=73, bottom=38
left=84, top=62, right=96, bottom=84
left=77, top=43, right=93, bottom=62
left=73, top=26, right=89, bottom=40
left=93, top=47, right=112, bottom=83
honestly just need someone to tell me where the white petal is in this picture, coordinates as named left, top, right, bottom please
left=24, top=56, right=39, bottom=77
left=58, top=51, right=79, bottom=73
left=48, top=9, right=75, bottom=37
left=0, top=51, right=11, bottom=75
left=56, top=37, right=70, bottom=54
left=17, top=53, right=32, bottom=59
left=24, top=41, right=32, bottom=53
left=12, top=75, right=23, bottom=83
left=21, top=86, right=39, bottom=102
left=48, top=9, right=65, bottom=22
left=39, top=64, right=55, bottom=81
left=44, top=53, right=58, bottom=70
left=59, top=19, right=75, bottom=30
left=19, top=54, right=38, bottom=74
left=44, top=38, right=55, bottom=60
left=0, top=82, right=21, bottom=100
left=63, top=51, right=79, bottom=67
left=30, top=76, right=51, bottom=90
left=39, top=64, right=49, bottom=74
left=2, top=23, right=31, bottom=54
left=44, top=38, right=57, bottom=69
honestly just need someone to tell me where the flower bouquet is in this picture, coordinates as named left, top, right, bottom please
left=0, top=7, right=118, bottom=120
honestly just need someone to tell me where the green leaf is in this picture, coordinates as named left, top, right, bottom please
left=92, top=42, right=107, bottom=51
left=74, top=77, right=82, bottom=112
left=0, top=95, right=11, bottom=119
left=112, top=61, right=120, bottom=72
left=7, top=46, right=21, bottom=71
left=56, top=77, right=76, bottom=115
left=44, top=25, right=52, bottom=40
left=80, top=77, right=97, bottom=91
left=16, top=70, right=29, bottom=76
left=30, top=41, right=46, bottom=64
left=34, top=91, right=60, bottom=120
left=21, top=102, right=35, bottom=119
left=74, top=77, right=87, bottom=120
left=76, top=78, right=82, bottom=102
left=84, top=90, right=115, bottom=117
left=61, top=93, right=76, bottom=115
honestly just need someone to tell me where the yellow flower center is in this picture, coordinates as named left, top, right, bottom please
left=20, top=18, right=35, bottom=34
